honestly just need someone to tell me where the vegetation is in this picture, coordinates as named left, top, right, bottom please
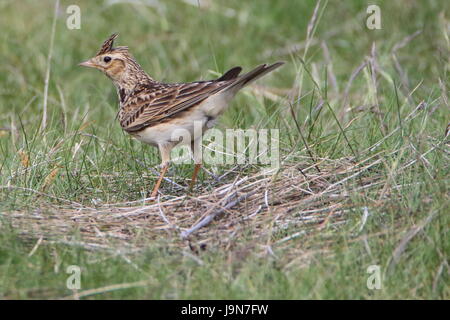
left=0, top=0, right=448, bottom=299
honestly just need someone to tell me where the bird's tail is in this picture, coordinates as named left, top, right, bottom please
left=225, top=61, right=284, bottom=92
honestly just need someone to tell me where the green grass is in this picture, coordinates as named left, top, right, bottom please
left=0, top=0, right=449, bottom=299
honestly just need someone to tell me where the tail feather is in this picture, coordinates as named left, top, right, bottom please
left=217, top=66, right=242, bottom=81
left=225, top=61, right=284, bottom=91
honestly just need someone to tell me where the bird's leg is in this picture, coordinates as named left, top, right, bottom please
left=189, top=138, right=202, bottom=191
left=189, top=163, right=202, bottom=191
left=150, top=162, right=169, bottom=198
left=149, top=143, right=173, bottom=199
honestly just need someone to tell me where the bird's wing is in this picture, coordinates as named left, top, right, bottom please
left=118, top=62, right=283, bottom=132
left=118, top=80, right=232, bottom=132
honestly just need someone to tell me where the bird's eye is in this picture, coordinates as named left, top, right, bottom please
left=103, top=56, right=112, bottom=63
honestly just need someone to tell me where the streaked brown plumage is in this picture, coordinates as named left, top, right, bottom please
left=79, top=33, right=284, bottom=198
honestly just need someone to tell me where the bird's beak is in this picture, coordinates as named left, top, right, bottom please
left=78, top=59, right=96, bottom=68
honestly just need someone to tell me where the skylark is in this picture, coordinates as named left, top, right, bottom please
left=79, top=34, right=284, bottom=198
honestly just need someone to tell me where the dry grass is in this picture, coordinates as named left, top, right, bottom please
left=4, top=153, right=389, bottom=254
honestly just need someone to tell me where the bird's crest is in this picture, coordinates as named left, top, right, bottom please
left=96, top=33, right=128, bottom=55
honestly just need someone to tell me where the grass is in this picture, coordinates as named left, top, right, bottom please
left=0, top=0, right=449, bottom=299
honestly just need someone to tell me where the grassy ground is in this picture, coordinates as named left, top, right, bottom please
left=0, top=0, right=449, bottom=299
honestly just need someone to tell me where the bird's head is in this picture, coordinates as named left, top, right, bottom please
left=79, top=33, right=143, bottom=83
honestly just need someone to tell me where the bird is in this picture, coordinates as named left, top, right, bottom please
left=79, top=33, right=284, bottom=198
